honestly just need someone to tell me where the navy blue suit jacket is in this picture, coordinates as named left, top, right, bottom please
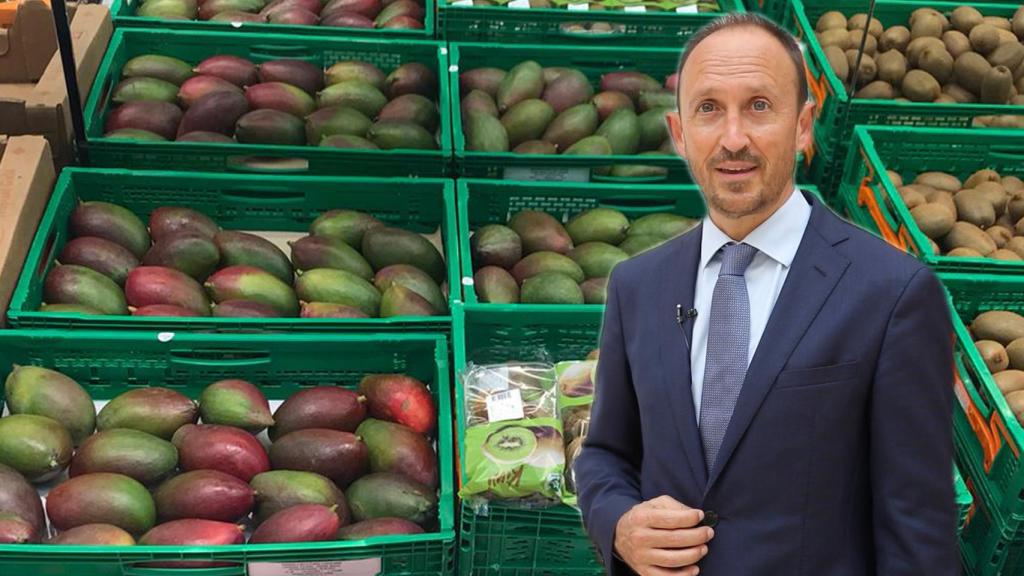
left=575, top=191, right=958, bottom=575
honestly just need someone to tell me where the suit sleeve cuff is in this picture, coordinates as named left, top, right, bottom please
left=588, top=495, right=640, bottom=574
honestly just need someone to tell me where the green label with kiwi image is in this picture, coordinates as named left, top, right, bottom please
left=556, top=360, right=596, bottom=507
left=461, top=417, right=566, bottom=503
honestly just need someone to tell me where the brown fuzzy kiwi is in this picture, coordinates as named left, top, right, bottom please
left=818, top=28, right=853, bottom=51
left=1009, top=237, right=1024, bottom=260
left=974, top=181, right=1009, bottom=216
left=929, top=191, right=958, bottom=221
left=997, top=28, right=1021, bottom=46
left=844, top=51, right=877, bottom=86
left=876, top=50, right=908, bottom=85
left=982, top=16, right=1012, bottom=32
left=993, top=249, right=1023, bottom=261
left=910, top=203, right=956, bottom=239
left=911, top=14, right=944, bottom=40
left=954, top=51, right=993, bottom=94
left=988, top=42, right=1024, bottom=73
left=1009, top=338, right=1024, bottom=372
left=879, top=26, right=911, bottom=52
left=1014, top=8, right=1024, bottom=39
left=886, top=170, right=904, bottom=187
left=981, top=65, right=1014, bottom=104
left=942, top=30, right=973, bottom=59
left=816, top=11, right=847, bottom=32
left=943, top=83, right=978, bottom=103
left=970, top=24, right=1002, bottom=55
left=848, top=14, right=883, bottom=38
left=902, top=69, right=941, bottom=102
left=987, top=226, right=1014, bottom=249
left=907, top=37, right=946, bottom=68
left=898, top=187, right=927, bottom=210
left=976, top=339, right=1010, bottom=373
left=824, top=45, right=850, bottom=82
left=944, top=221, right=998, bottom=255
left=910, top=8, right=950, bottom=32
left=849, top=29, right=879, bottom=56
left=1017, top=216, right=1024, bottom=236
left=965, top=169, right=1003, bottom=189
left=915, top=172, right=962, bottom=192
left=954, top=190, right=997, bottom=228
left=948, top=247, right=985, bottom=257
left=951, top=6, right=984, bottom=34
left=919, top=47, right=955, bottom=84
left=1003, top=176, right=1024, bottom=193
left=995, top=371, right=1024, bottom=395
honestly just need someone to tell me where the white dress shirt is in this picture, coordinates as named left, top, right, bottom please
left=690, top=189, right=812, bottom=421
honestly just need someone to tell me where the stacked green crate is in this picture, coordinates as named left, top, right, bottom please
left=8, top=169, right=459, bottom=332
left=839, top=126, right=1024, bottom=274
left=0, top=330, right=456, bottom=576
left=83, top=29, right=452, bottom=175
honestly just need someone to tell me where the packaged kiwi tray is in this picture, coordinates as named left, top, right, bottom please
left=838, top=125, right=1024, bottom=275
left=438, top=0, right=743, bottom=46
left=0, top=329, right=455, bottom=576
left=110, top=0, right=436, bottom=39
left=789, top=0, right=1024, bottom=194
left=7, top=168, right=460, bottom=332
left=83, top=29, right=453, bottom=176
left=942, top=273, right=1024, bottom=575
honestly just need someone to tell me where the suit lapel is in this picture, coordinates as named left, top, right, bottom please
left=657, top=224, right=708, bottom=490
left=704, top=201, right=851, bottom=494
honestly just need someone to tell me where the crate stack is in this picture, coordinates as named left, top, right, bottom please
left=0, top=0, right=1016, bottom=574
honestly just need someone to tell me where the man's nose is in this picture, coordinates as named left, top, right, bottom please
left=720, top=109, right=751, bottom=153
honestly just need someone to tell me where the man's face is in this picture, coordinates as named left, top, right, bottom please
left=667, top=26, right=813, bottom=220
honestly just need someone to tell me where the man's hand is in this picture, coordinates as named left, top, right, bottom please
left=614, top=495, right=714, bottom=576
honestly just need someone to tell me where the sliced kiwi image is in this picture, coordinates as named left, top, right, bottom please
left=559, top=361, right=596, bottom=398
left=526, top=426, right=567, bottom=469
left=483, top=425, right=539, bottom=465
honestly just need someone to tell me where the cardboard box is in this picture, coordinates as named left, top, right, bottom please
left=0, top=0, right=58, bottom=83
left=0, top=3, right=108, bottom=167
left=0, top=135, right=56, bottom=327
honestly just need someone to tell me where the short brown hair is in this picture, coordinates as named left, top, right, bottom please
left=676, top=12, right=809, bottom=106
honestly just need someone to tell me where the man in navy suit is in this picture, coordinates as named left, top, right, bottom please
left=574, top=13, right=958, bottom=576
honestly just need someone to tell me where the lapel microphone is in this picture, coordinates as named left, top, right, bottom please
left=676, top=305, right=698, bottom=351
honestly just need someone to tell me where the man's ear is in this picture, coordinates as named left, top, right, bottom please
left=795, top=99, right=815, bottom=152
left=665, top=111, right=685, bottom=157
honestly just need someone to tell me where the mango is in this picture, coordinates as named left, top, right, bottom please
left=106, top=100, right=182, bottom=141
left=143, top=235, right=219, bottom=281
left=609, top=162, right=669, bottom=178
left=149, top=207, right=219, bottom=241
left=338, top=517, right=423, bottom=539
left=132, top=304, right=198, bottom=317
left=267, top=6, right=319, bottom=24
left=0, top=414, right=71, bottom=483
left=325, top=61, right=386, bottom=91
left=570, top=242, right=628, bottom=279
left=70, top=201, right=150, bottom=259
left=373, top=264, right=446, bottom=314
left=235, top=109, right=306, bottom=145
left=104, top=128, right=167, bottom=141
left=362, top=226, right=446, bottom=282
left=567, top=207, right=629, bottom=245
left=122, top=55, right=194, bottom=86
left=513, top=140, right=557, bottom=154
left=309, top=209, right=383, bottom=247
left=470, top=224, right=522, bottom=270
left=205, top=265, right=299, bottom=316
left=43, top=265, right=128, bottom=315
left=178, top=91, right=250, bottom=139
left=512, top=251, right=585, bottom=284
left=462, top=89, right=499, bottom=118
left=48, top=524, right=136, bottom=545
left=257, top=59, right=323, bottom=96
left=251, top=470, right=349, bottom=525
left=317, top=81, right=388, bottom=117
left=5, top=365, right=95, bottom=446
left=69, top=429, right=178, bottom=486
left=497, top=61, right=544, bottom=112
left=0, top=463, right=46, bottom=537
left=356, top=418, right=436, bottom=489
left=113, top=77, right=179, bottom=105
left=501, top=99, right=556, bottom=148
left=47, top=473, right=156, bottom=534
left=39, top=303, right=103, bottom=314
left=269, top=429, right=368, bottom=488
left=600, top=72, right=660, bottom=102
left=198, top=0, right=266, bottom=19
left=321, top=11, right=375, bottom=27
left=245, top=81, right=316, bottom=118
left=58, top=237, right=137, bottom=287
left=638, top=90, right=675, bottom=113
left=638, top=107, right=670, bottom=151
left=629, top=212, right=696, bottom=240
left=367, top=121, right=438, bottom=150
left=381, top=285, right=434, bottom=317
left=177, top=75, right=242, bottom=109
left=320, top=134, right=379, bottom=148
left=379, top=94, right=439, bottom=132
left=508, top=210, right=572, bottom=254
left=521, top=272, right=584, bottom=304
left=592, top=90, right=635, bottom=122
left=0, top=514, right=38, bottom=543
left=563, top=136, right=612, bottom=163
left=294, top=268, right=380, bottom=316
left=139, top=519, right=243, bottom=546
left=465, top=111, right=509, bottom=152
left=385, top=62, right=436, bottom=99
left=193, top=55, right=257, bottom=88
left=542, top=69, right=594, bottom=114
left=214, top=231, right=293, bottom=284
left=300, top=302, right=370, bottom=318
left=581, top=277, right=608, bottom=304
left=212, top=299, right=282, bottom=318
left=173, top=424, right=270, bottom=482
left=460, top=67, right=506, bottom=97
left=358, top=374, right=435, bottom=436
left=320, top=0, right=380, bottom=19
left=289, top=235, right=373, bottom=279
left=542, top=104, right=598, bottom=151
left=473, top=266, right=519, bottom=303
left=374, top=0, right=422, bottom=26
left=346, top=472, right=436, bottom=526
left=97, top=387, right=198, bottom=440
left=251, top=504, right=341, bottom=543
left=153, top=470, right=255, bottom=523
left=305, top=106, right=372, bottom=145
left=596, top=109, right=640, bottom=155
left=269, top=386, right=367, bottom=441
left=210, top=10, right=267, bottom=21
left=199, top=379, right=274, bottom=433
left=125, top=266, right=211, bottom=316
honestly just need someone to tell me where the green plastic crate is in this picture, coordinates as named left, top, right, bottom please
left=449, top=42, right=692, bottom=182
left=7, top=168, right=459, bottom=331
left=958, top=449, right=1024, bottom=576
left=957, top=462, right=974, bottom=535
left=789, top=0, right=1024, bottom=195
left=439, top=0, right=743, bottom=45
left=83, top=29, right=452, bottom=176
left=453, top=303, right=605, bottom=575
left=0, top=329, right=455, bottom=576
left=743, top=0, right=787, bottom=23
left=838, top=126, right=1024, bottom=275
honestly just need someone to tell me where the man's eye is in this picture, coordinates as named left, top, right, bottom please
left=752, top=99, right=770, bottom=111
left=699, top=102, right=715, bottom=113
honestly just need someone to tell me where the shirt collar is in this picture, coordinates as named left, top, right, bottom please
left=699, top=188, right=812, bottom=270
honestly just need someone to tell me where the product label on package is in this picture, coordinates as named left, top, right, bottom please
left=508, top=0, right=531, bottom=8
left=675, top=4, right=698, bottom=12
left=249, top=559, right=382, bottom=576
left=487, top=388, right=525, bottom=422
left=503, top=166, right=590, bottom=182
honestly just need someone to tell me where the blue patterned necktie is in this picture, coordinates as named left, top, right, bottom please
left=700, top=242, right=759, bottom=472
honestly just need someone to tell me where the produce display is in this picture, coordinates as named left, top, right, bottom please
left=41, top=201, right=449, bottom=318
left=968, top=310, right=1024, bottom=425
left=888, top=168, right=1024, bottom=259
left=104, top=53, right=441, bottom=150
left=469, top=206, right=697, bottom=304
left=0, top=365, right=440, bottom=544
left=132, top=0, right=427, bottom=32
left=453, top=0, right=722, bottom=11
left=815, top=6, right=1024, bottom=103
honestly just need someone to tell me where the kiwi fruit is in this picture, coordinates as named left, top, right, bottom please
left=482, top=425, right=538, bottom=464
left=916, top=172, right=962, bottom=192
left=988, top=42, right=1024, bottom=71
left=981, top=65, right=1014, bottom=104
left=849, top=29, right=878, bottom=56
left=907, top=37, right=946, bottom=67
left=975, top=182, right=1009, bottom=215
left=911, top=14, right=944, bottom=40
left=879, top=26, right=911, bottom=52
left=982, top=16, right=1012, bottom=32
left=997, top=29, right=1020, bottom=46
left=942, top=31, right=973, bottom=59
left=910, top=8, right=950, bottom=33
left=845, top=51, right=877, bottom=86
left=824, top=45, right=850, bottom=82
left=816, top=11, right=847, bottom=32
left=849, top=13, right=884, bottom=38
left=902, top=69, right=941, bottom=102
left=955, top=52, right=993, bottom=94
left=1008, top=338, right=1024, bottom=370
left=995, top=370, right=1024, bottom=395
left=970, top=24, right=1002, bottom=55
left=1017, top=74, right=1024, bottom=95
left=1006, top=391, right=1024, bottom=423
left=943, top=83, right=978, bottom=103
left=948, top=247, right=984, bottom=257
left=911, top=203, right=956, bottom=239
left=1003, top=176, right=1024, bottom=193
left=955, top=190, right=997, bottom=228
left=931, top=191, right=958, bottom=220
left=1014, top=9, right=1024, bottom=39
left=898, top=186, right=927, bottom=210
left=951, top=6, right=984, bottom=34
left=987, top=226, right=1014, bottom=249
left=818, top=28, right=852, bottom=51
left=992, top=249, right=1023, bottom=261
left=1008, top=197, right=1024, bottom=223
left=944, top=221, right=998, bottom=255
left=887, top=170, right=904, bottom=187
left=919, top=47, right=955, bottom=84
left=976, top=340, right=1011, bottom=373
left=876, top=50, right=907, bottom=85
left=966, top=168, right=1003, bottom=189
left=1018, top=217, right=1024, bottom=237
